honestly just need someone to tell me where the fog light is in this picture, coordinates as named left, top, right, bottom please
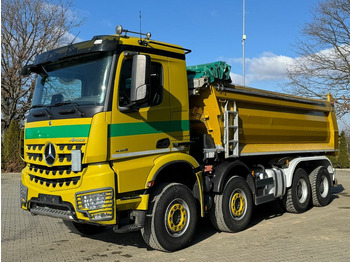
left=93, top=212, right=112, bottom=220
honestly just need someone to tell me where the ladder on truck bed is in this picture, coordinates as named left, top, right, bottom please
left=224, top=101, right=239, bottom=158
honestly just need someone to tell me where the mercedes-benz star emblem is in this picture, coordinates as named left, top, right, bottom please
left=44, top=142, right=56, bottom=166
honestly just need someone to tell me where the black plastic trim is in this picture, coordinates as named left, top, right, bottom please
left=26, top=105, right=104, bottom=122
left=105, top=53, right=119, bottom=111
left=211, top=160, right=251, bottom=193
left=118, top=45, right=186, bottom=60
left=33, top=35, right=120, bottom=66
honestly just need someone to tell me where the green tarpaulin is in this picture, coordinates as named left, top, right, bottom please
left=187, top=61, right=231, bottom=83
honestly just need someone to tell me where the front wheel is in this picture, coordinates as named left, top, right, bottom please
left=141, top=183, right=198, bottom=252
left=283, top=168, right=311, bottom=213
left=209, top=176, right=253, bottom=232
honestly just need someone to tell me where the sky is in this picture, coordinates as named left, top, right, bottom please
left=70, top=0, right=319, bottom=93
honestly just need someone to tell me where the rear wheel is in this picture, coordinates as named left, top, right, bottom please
left=209, top=176, right=253, bottom=232
left=309, top=166, right=332, bottom=207
left=63, top=220, right=106, bottom=235
left=141, top=183, right=198, bottom=252
left=283, top=168, right=311, bottom=213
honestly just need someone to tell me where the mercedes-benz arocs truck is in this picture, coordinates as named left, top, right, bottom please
left=20, top=26, right=338, bottom=251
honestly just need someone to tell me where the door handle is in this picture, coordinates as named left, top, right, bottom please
left=156, top=138, right=170, bottom=148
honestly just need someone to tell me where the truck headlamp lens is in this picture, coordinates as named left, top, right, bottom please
left=82, top=192, right=107, bottom=210
left=76, top=188, right=114, bottom=221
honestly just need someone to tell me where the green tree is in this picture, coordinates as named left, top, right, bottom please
left=337, top=130, right=350, bottom=167
left=328, top=155, right=339, bottom=168
left=2, top=119, right=25, bottom=172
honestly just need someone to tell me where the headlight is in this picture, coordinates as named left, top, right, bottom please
left=76, top=188, right=113, bottom=221
left=81, top=192, right=107, bottom=210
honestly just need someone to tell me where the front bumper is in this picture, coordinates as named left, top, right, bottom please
left=21, top=163, right=116, bottom=225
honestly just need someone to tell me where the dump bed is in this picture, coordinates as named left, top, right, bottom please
left=187, top=62, right=339, bottom=158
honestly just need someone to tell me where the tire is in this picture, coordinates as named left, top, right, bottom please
left=309, top=166, right=332, bottom=207
left=63, top=220, right=106, bottom=235
left=209, top=176, right=253, bottom=232
left=141, top=183, right=198, bottom=252
left=283, top=168, right=311, bottom=213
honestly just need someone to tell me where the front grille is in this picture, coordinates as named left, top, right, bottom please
left=58, top=154, right=72, bottom=162
left=27, top=153, right=43, bottom=162
left=28, top=165, right=76, bottom=175
left=27, top=144, right=44, bottom=151
left=57, top=144, right=83, bottom=151
left=25, top=164, right=84, bottom=190
left=25, top=142, right=86, bottom=166
left=29, top=174, right=80, bottom=188
left=24, top=141, right=86, bottom=190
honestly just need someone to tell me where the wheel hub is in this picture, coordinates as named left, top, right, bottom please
left=319, top=175, right=329, bottom=197
left=166, top=202, right=188, bottom=235
left=297, top=179, right=308, bottom=203
left=230, top=192, right=245, bottom=217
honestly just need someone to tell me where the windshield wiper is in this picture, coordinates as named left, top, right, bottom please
left=53, top=101, right=85, bottom=117
left=31, top=104, right=53, bottom=119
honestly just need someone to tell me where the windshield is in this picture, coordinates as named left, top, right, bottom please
left=32, top=53, right=113, bottom=107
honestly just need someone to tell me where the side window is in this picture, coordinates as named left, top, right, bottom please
left=118, top=59, right=133, bottom=107
left=149, top=63, right=163, bottom=106
left=118, top=58, right=163, bottom=108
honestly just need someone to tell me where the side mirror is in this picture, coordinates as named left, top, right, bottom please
left=130, top=55, right=150, bottom=103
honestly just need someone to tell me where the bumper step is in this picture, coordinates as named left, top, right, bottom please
left=30, top=206, right=74, bottom=220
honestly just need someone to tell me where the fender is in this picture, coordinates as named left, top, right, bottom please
left=145, top=152, right=204, bottom=216
left=146, top=152, right=200, bottom=183
left=211, top=160, right=252, bottom=193
left=283, top=156, right=334, bottom=188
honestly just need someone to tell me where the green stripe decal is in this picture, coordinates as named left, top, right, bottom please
left=109, top=120, right=189, bottom=137
left=25, top=125, right=91, bottom=139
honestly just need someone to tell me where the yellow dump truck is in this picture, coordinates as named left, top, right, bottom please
left=20, top=26, right=338, bottom=251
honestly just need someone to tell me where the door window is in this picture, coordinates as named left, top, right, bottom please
left=118, top=59, right=163, bottom=108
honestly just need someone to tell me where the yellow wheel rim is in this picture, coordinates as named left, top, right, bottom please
left=165, top=199, right=189, bottom=236
left=230, top=191, right=246, bottom=218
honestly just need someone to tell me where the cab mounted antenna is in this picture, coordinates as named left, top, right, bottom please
left=70, top=31, right=80, bottom=45
left=139, top=11, right=142, bottom=42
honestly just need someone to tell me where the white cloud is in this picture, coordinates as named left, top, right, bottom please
left=230, top=72, right=244, bottom=85
left=220, top=52, right=295, bottom=85
left=223, top=44, right=350, bottom=84
left=247, top=52, right=294, bottom=81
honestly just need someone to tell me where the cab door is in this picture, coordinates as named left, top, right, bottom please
left=109, top=51, right=171, bottom=193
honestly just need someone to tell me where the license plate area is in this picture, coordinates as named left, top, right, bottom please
left=38, top=194, right=62, bottom=205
